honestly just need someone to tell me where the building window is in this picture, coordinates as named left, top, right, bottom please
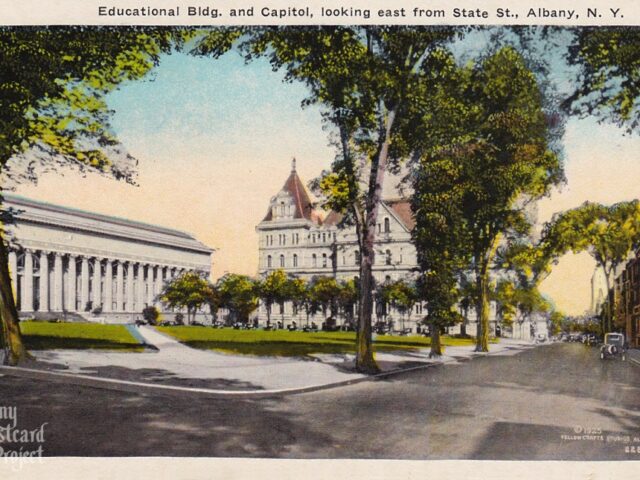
left=355, top=250, right=360, bottom=265
left=293, top=254, right=298, bottom=267
left=267, top=255, right=272, bottom=268
left=312, top=254, right=317, bottom=267
left=322, top=233, right=326, bottom=243
left=386, top=250, right=392, bottom=265
left=280, top=255, right=285, bottom=268
left=322, top=253, right=327, bottom=268
left=384, top=217, right=390, bottom=233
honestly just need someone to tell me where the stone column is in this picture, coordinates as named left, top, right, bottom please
left=39, top=251, right=49, bottom=312
left=126, top=262, right=134, bottom=312
left=23, top=250, right=34, bottom=312
left=146, top=265, right=155, bottom=306
left=66, top=254, right=76, bottom=311
left=137, top=264, right=145, bottom=310
left=80, top=256, right=89, bottom=312
left=8, top=250, right=17, bottom=302
left=53, top=253, right=63, bottom=311
left=104, top=260, right=113, bottom=312
left=116, top=261, right=124, bottom=312
left=154, top=266, right=164, bottom=307
left=92, top=258, right=102, bottom=310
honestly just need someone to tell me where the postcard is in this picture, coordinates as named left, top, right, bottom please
left=0, top=1, right=639, bottom=478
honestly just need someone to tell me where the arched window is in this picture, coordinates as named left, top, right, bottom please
left=312, top=254, right=317, bottom=267
left=280, top=255, right=285, bottom=268
left=293, top=254, right=298, bottom=267
left=385, top=249, right=392, bottom=265
left=384, top=217, right=390, bottom=233
left=267, top=255, right=272, bottom=268
left=322, top=253, right=328, bottom=268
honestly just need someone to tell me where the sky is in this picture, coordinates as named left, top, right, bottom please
left=10, top=36, right=640, bottom=316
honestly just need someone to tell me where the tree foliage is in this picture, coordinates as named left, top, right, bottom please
left=0, top=27, right=184, bottom=365
left=565, top=28, right=640, bottom=132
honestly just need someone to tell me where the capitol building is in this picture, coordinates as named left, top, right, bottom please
left=4, top=194, right=213, bottom=324
left=255, top=160, right=428, bottom=330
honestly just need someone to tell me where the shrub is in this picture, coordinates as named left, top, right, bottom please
left=175, top=312, right=185, bottom=325
left=142, top=306, right=160, bottom=325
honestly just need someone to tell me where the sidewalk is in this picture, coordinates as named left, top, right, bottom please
left=627, top=348, right=640, bottom=366
left=1, top=329, right=538, bottom=397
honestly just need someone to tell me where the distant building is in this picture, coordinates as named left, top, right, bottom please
left=613, top=250, right=640, bottom=347
left=591, top=267, right=608, bottom=315
left=4, top=194, right=213, bottom=324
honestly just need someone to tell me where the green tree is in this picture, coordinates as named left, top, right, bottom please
left=194, top=26, right=458, bottom=373
left=336, top=278, right=359, bottom=327
left=257, top=269, right=290, bottom=326
left=379, top=279, right=417, bottom=332
left=455, top=47, right=560, bottom=352
left=159, top=272, right=211, bottom=325
left=541, top=200, right=640, bottom=332
left=548, top=310, right=565, bottom=337
left=287, top=277, right=309, bottom=324
left=309, top=276, right=341, bottom=322
left=216, top=273, right=259, bottom=324
left=0, top=27, right=180, bottom=365
left=565, top=28, right=640, bottom=133
left=410, top=46, right=561, bottom=352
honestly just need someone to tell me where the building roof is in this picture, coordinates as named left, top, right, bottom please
left=385, top=199, right=415, bottom=231
left=262, top=159, right=315, bottom=222
left=261, top=161, right=415, bottom=231
left=3, top=193, right=214, bottom=254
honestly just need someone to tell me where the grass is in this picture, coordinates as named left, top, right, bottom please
left=20, top=321, right=144, bottom=351
left=156, top=326, right=486, bottom=357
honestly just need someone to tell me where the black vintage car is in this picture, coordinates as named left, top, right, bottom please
left=599, top=333, right=628, bottom=361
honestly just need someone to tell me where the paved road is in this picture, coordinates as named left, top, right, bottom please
left=0, top=343, right=638, bottom=459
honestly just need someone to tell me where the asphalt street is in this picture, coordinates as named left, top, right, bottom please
left=0, top=342, right=638, bottom=459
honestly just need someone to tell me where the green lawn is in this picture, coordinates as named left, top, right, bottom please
left=156, top=326, right=483, bottom=357
left=20, top=321, right=144, bottom=351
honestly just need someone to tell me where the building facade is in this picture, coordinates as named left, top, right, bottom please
left=613, top=250, right=640, bottom=347
left=4, top=194, right=213, bottom=324
left=254, top=160, right=550, bottom=339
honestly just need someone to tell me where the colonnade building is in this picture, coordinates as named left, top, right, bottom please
left=4, top=194, right=213, bottom=324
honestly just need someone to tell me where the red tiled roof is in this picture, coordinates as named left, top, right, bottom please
left=262, top=168, right=315, bottom=222
left=385, top=199, right=415, bottom=231
left=322, top=199, right=414, bottom=231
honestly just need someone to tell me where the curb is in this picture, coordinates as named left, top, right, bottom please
left=0, top=344, right=534, bottom=399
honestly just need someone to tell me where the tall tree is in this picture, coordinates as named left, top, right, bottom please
left=541, top=200, right=640, bottom=332
left=194, top=26, right=457, bottom=373
left=0, top=27, right=180, bottom=364
left=410, top=47, right=561, bottom=352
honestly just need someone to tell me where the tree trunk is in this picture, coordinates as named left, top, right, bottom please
left=0, top=232, right=28, bottom=365
left=474, top=266, right=490, bottom=352
left=429, top=320, right=442, bottom=358
left=474, top=235, right=501, bottom=352
left=356, top=249, right=378, bottom=373
left=355, top=108, right=397, bottom=374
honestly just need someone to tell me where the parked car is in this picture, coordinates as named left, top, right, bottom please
left=599, top=333, right=628, bottom=361
left=535, top=333, right=547, bottom=344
